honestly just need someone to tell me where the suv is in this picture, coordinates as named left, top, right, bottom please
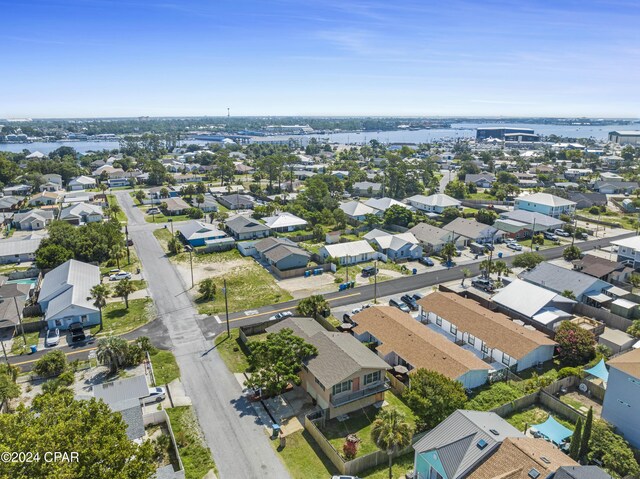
left=110, top=271, right=132, bottom=281
left=471, top=278, right=495, bottom=293
left=389, top=298, right=410, bottom=313
left=543, top=231, right=558, bottom=241
left=361, top=266, right=378, bottom=277
left=69, top=322, right=86, bottom=342
left=554, top=228, right=571, bottom=237
left=419, top=256, right=434, bottom=266
left=400, top=294, right=419, bottom=311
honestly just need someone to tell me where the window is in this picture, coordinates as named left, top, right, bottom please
left=450, top=324, right=457, bottom=335
left=429, top=468, right=443, bottom=479
left=81, top=315, right=88, bottom=323
left=502, top=352, right=511, bottom=366
left=332, top=380, right=352, bottom=395
left=364, top=371, right=381, bottom=385
left=435, top=316, right=442, bottom=326
left=481, top=343, right=489, bottom=354
left=55, top=319, right=62, bottom=327
left=468, top=334, right=475, bottom=346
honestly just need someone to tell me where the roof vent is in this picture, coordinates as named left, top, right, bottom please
left=476, top=439, right=488, bottom=450
left=489, top=429, right=499, bottom=436
left=528, top=468, right=540, bottom=479
left=540, top=456, right=551, bottom=464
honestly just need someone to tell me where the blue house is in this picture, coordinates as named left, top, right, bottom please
left=38, top=259, right=101, bottom=330
left=176, top=220, right=230, bottom=247
left=514, top=193, right=576, bottom=219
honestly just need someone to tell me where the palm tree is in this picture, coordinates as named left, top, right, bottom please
left=297, top=295, right=329, bottom=318
left=110, top=243, right=125, bottom=269
left=479, top=259, right=495, bottom=278
left=96, top=337, right=128, bottom=374
left=494, top=260, right=511, bottom=277
left=370, top=407, right=415, bottom=479
left=135, top=190, right=146, bottom=205
left=109, top=202, right=122, bottom=220
left=461, top=268, right=472, bottom=286
left=114, top=278, right=136, bottom=309
left=88, top=284, right=109, bottom=332
left=441, top=242, right=457, bottom=266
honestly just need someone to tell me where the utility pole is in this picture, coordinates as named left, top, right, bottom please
left=223, top=279, right=230, bottom=338
left=373, top=260, right=378, bottom=304
left=125, top=225, right=131, bottom=265
left=185, top=246, right=194, bottom=288
left=0, top=338, right=8, bottom=365
left=346, top=255, right=350, bottom=283
left=531, top=218, right=536, bottom=252
left=14, top=296, right=26, bottom=347
left=571, top=215, right=577, bottom=247
left=169, top=218, right=174, bottom=235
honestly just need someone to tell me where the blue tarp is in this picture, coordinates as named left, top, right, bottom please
left=584, top=358, right=609, bottom=383
left=531, top=416, right=573, bottom=444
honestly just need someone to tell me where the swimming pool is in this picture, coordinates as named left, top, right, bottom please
left=5, top=278, right=38, bottom=286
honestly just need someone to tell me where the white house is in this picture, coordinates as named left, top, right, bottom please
left=262, top=212, right=308, bottom=232
left=514, top=193, right=576, bottom=218
left=339, top=201, right=379, bottom=222
left=68, top=175, right=96, bottom=191
left=405, top=193, right=460, bottom=214
left=363, top=229, right=423, bottom=261
left=319, top=240, right=375, bottom=265
left=364, top=197, right=411, bottom=214
left=611, top=236, right=640, bottom=269
left=60, top=203, right=104, bottom=225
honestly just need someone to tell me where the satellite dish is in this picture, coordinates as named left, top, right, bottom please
left=579, top=383, right=588, bottom=393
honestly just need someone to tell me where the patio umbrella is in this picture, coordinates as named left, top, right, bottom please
left=393, top=365, right=409, bottom=375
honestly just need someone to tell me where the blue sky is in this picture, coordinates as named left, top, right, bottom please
left=1, top=0, right=639, bottom=118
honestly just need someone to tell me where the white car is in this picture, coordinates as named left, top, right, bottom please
left=269, top=311, right=293, bottom=321
left=109, top=271, right=132, bottom=281
left=554, top=228, right=571, bottom=237
left=507, top=242, right=523, bottom=251
left=141, top=387, right=166, bottom=405
left=45, top=328, right=60, bottom=347
left=147, top=208, right=160, bottom=215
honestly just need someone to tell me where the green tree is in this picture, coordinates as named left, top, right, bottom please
left=168, top=235, right=183, bottom=255
left=563, top=245, right=582, bottom=261
left=97, top=337, right=129, bottom=374
left=297, top=294, right=329, bottom=318
left=588, top=419, right=640, bottom=477
left=370, top=407, right=415, bottom=479
left=494, top=260, right=511, bottom=277
left=244, top=328, right=317, bottom=396
left=0, top=371, right=20, bottom=403
left=135, top=189, right=146, bottom=204
left=33, top=350, right=67, bottom=378
left=578, top=407, right=593, bottom=460
left=561, top=289, right=576, bottom=300
left=512, top=252, right=545, bottom=269
left=461, top=267, right=472, bottom=286
left=444, top=180, right=467, bottom=199
left=364, top=213, right=383, bottom=229
left=113, top=277, right=136, bottom=309
left=626, top=319, right=640, bottom=338
left=89, top=284, right=110, bottom=331
left=383, top=205, right=413, bottom=227
left=0, top=391, right=156, bottom=479
left=35, top=243, right=74, bottom=269
left=476, top=208, right=498, bottom=225
left=198, top=278, right=217, bottom=301
left=441, top=206, right=462, bottom=221
left=441, top=242, right=457, bottom=265
left=555, top=321, right=596, bottom=365
left=569, top=417, right=583, bottom=460
left=402, top=368, right=467, bottom=431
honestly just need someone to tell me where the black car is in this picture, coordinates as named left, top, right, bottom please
left=361, top=266, right=378, bottom=277
left=389, top=298, right=410, bottom=313
left=412, top=292, right=423, bottom=301
left=471, top=278, right=494, bottom=292
left=69, top=322, right=86, bottom=342
left=419, top=256, right=434, bottom=266
left=400, top=294, right=419, bottom=311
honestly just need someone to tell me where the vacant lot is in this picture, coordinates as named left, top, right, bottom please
left=91, top=298, right=154, bottom=337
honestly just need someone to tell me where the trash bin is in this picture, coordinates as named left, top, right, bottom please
left=412, top=268, right=417, bottom=275
left=30, top=345, right=37, bottom=354
left=498, top=252, right=503, bottom=258
left=272, top=424, right=281, bottom=438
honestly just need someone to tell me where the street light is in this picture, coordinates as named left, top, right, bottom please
left=168, top=218, right=174, bottom=235
left=185, top=245, right=194, bottom=288
left=223, top=279, right=230, bottom=338
left=373, top=259, right=378, bottom=304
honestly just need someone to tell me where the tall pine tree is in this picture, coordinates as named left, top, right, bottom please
left=569, top=417, right=583, bottom=460
left=578, top=407, right=593, bottom=461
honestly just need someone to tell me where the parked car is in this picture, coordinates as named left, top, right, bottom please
left=361, top=266, right=378, bottom=277
left=126, top=239, right=134, bottom=246
left=147, top=208, right=160, bottom=215
left=554, top=228, right=571, bottom=237
left=412, top=292, right=423, bottom=301
left=332, top=476, right=361, bottom=479
left=45, top=328, right=60, bottom=347
left=577, top=232, right=588, bottom=240
left=543, top=231, right=558, bottom=241
left=389, top=298, right=410, bottom=313
left=471, top=278, right=495, bottom=292
left=269, top=311, right=293, bottom=321
left=507, top=242, right=523, bottom=251
left=400, top=294, right=419, bottom=311
left=69, top=322, right=86, bottom=342
left=142, top=386, right=166, bottom=405
left=419, top=256, right=434, bottom=266
left=109, top=271, right=132, bottom=281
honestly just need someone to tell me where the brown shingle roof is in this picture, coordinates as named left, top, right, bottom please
left=469, top=437, right=577, bottom=479
left=607, top=347, right=640, bottom=379
left=418, top=292, right=556, bottom=359
left=351, top=306, right=489, bottom=380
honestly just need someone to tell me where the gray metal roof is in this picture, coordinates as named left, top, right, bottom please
left=500, top=209, right=564, bottom=228
left=225, top=215, right=270, bottom=234
left=93, top=375, right=149, bottom=405
left=110, top=398, right=145, bottom=440
left=443, top=217, right=497, bottom=240
left=413, top=410, right=524, bottom=479
left=521, top=262, right=609, bottom=298
left=38, top=259, right=100, bottom=319
left=0, top=237, right=42, bottom=257
left=554, top=466, right=614, bottom=479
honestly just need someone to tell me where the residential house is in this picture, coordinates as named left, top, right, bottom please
left=161, top=197, right=190, bottom=216
left=38, top=259, right=101, bottom=330
left=266, top=317, right=390, bottom=419
left=408, top=223, right=463, bottom=254
left=564, top=168, right=592, bottom=181
left=262, top=212, right=308, bottom=232
left=598, top=327, right=636, bottom=354
left=225, top=215, right=270, bottom=240
left=176, top=220, right=230, bottom=247
left=26, top=150, right=46, bottom=159
left=28, top=191, right=61, bottom=207
left=602, top=348, right=640, bottom=448
left=494, top=210, right=564, bottom=239
left=92, top=165, right=124, bottom=178
left=68, top=175, right=96, bottom=191
left=13, top=209, right=54, bottom=230
left=199, top=193, right=219, bottom=213
left=42, top=173, right=63, bottom=188
left=492, top=279, right=576, bottom=331
left=60, top=202, right=104, bottom=225
left=173, top=173, right=204, bottom=183
left=107, top=177, right=130, bottom=188
left=553, top=466, right=615, bottom=479
left=339, top=201, right=379, bottom=222
left=514, top=172, right=540, bottom=188
left=352, top=307, right=490, bottom=389
left=405, top=193, right=461, bottom=215
left=593, top=181, right=639, bottom=194
left=611, top=236, right=640, bottom=269
left=352, top=181, right=382, bottom=197
left=3, top=184, right=32, bottom=196
left=319, top=240, right=375, bottom=266
left=464, top=173, right=496, bottom=188
left=0, top=195, right=24, bottom=212
left=217, top=194, right=255, bottom=210
left=234, top=163, right=255, bottom=175
left=0, top=236, right=43, bottom=264
left=514, top=193, right=576, bottom=218
left=254, top=237, right=310, bottom=271
left=39, top=181, right=62, bottom=192
left=0, top=282, right=31, bottom=330
left=363, top=229, right=423, bottom=261
left=364, top=197, right=411, bottom=214
left=93, top=375, right=149, bottom=441
left=567, top=192, right=607, bottom=210
left=572, top=254, right=631, bottom=283
left=443, top=217, right=500, bottom=245
left=418, top=292, right=556, bottom=372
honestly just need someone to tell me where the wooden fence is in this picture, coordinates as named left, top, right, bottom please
left=270, top=263, right=333, bottom=280
left=574, top=302, right=633, bottom=332
left=143, top=410, right=185, bottom=477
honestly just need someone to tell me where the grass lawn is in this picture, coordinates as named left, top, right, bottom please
left=166, top=406, right=217, bottom=479
left=360, top=451, right=415, bottom=479
left=270, top=430, right=338, bottom=479
left=213, top=329, right=251, bottom=373
left=149, top=349, right=181, bottom=385
left=10, top=330, right=41, bottom=355
left=142, top=204, right=194, bottom=224
left=99, top=248, right=141, bottom=275
left=467, top=191, right=496, bottom=201
left=195, top=260, right=293, bottom=315
left=153, top=227, right=173, bottom=253
left=91, top=298, right=154, bottom=337
left=333, top=260, right=409, bottom=284
left=560, top=395, right=587, bottom=412
left=320, top=392, right=417, bottom=459
left=107, top=194, right=128, bottom=224
left=504, top=406, right=575, bottom=433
